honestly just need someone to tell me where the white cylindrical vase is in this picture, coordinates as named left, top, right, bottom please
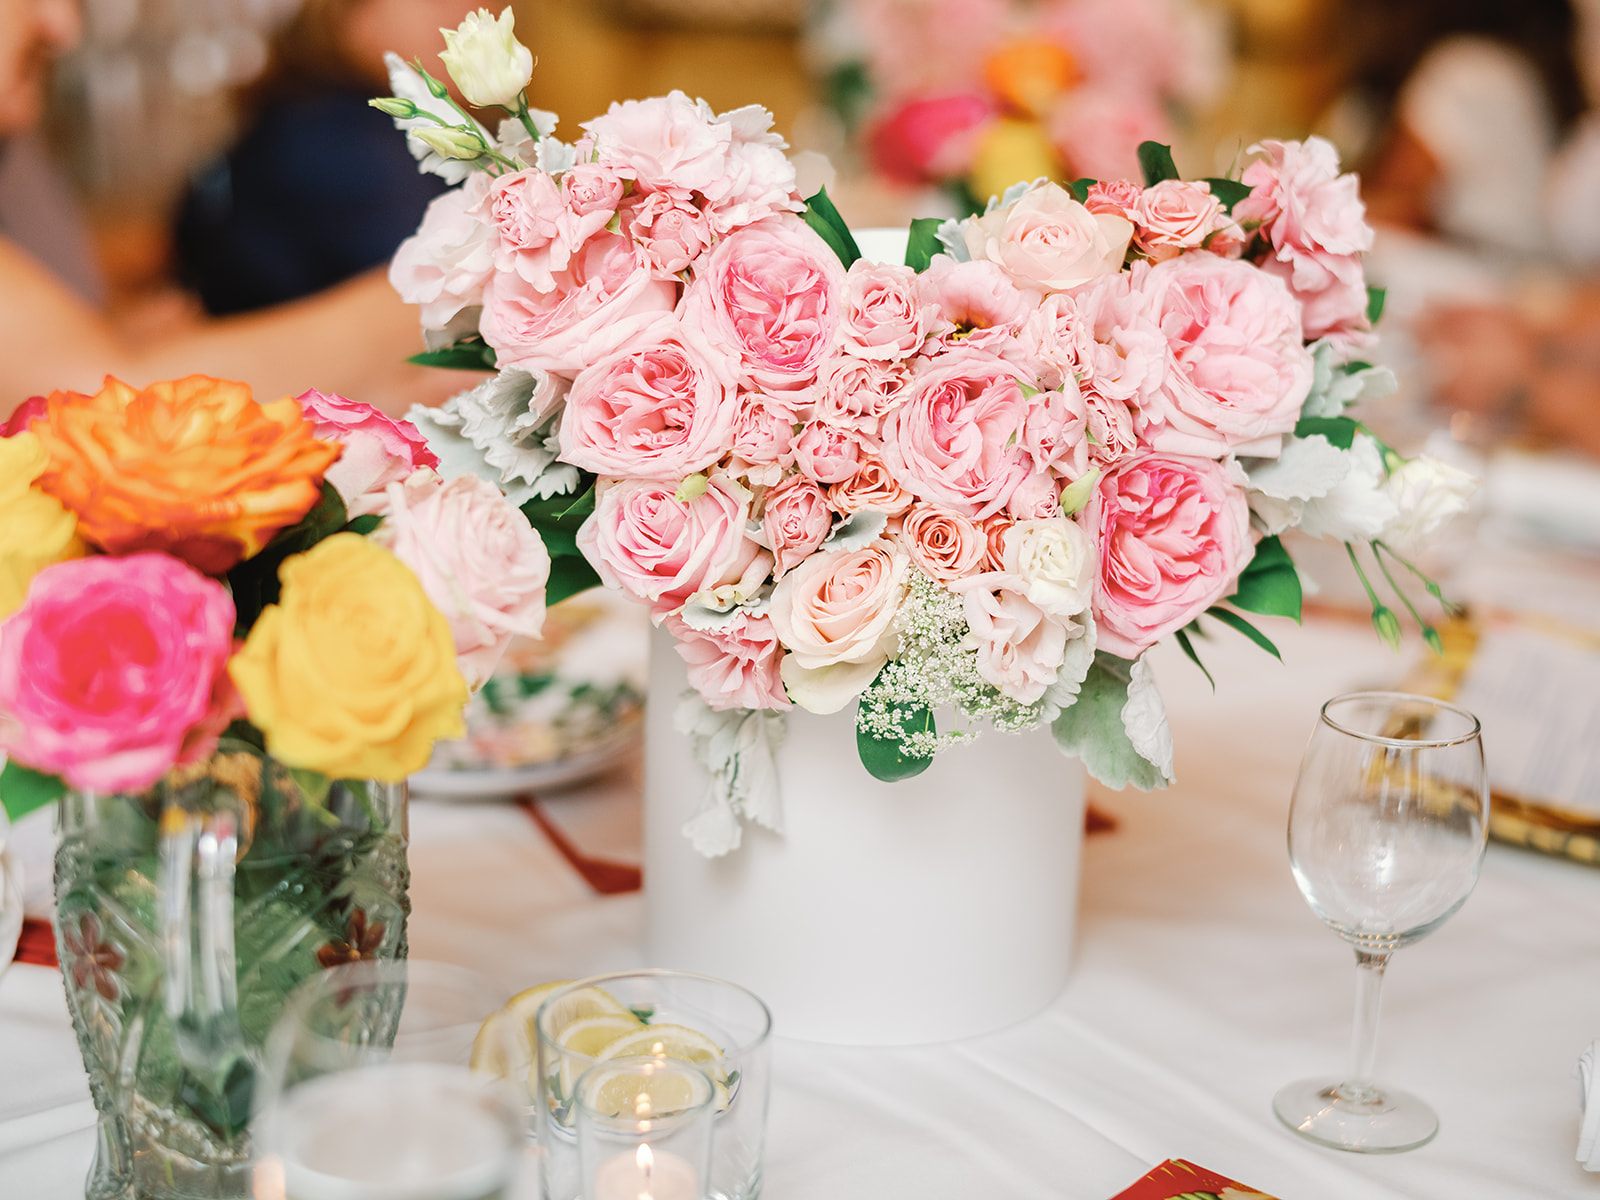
left=643, top=632, right=1085, bottom=1046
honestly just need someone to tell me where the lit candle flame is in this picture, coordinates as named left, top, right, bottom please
left=637, top=1143, right=654, bottom=1173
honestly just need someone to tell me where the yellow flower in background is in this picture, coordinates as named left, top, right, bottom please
left=229, top=533, right=467, bottom=782
left=969, top=119, right=1063, bottom=208
left=0, top=432, right=86, bottom=620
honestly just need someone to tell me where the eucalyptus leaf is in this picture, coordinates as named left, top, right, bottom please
left=801, top=187, right=861, bottom=269
left=1225, top=535, right=1302, bottom=621
left=0, top=759, right=65, bottom=823
left=1137, top=141, right=1180, bottom=186
left=1050, top=653, right=1170, bottom=790
left=904, top=218, right=943, bottom=272
left=856, top=704, right=934, bottom=782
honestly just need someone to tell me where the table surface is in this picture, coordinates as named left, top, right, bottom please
left=4, top=535, right=1600, bottom=1200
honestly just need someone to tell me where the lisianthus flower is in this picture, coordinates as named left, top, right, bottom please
left=438, top=6, right=533, bottom=109
left=0, top=431, right=85, bottom=620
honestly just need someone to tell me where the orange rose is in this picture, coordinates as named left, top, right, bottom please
left=982, top=41, right=1079, bottom=119
left=31, top=376, right=341, bottom=574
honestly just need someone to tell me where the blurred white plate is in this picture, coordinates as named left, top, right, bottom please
left=408, top=722, right=641, bottom=800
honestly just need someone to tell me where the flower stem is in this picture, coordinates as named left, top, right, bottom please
left=1371, top=544, right=1441, bottom=652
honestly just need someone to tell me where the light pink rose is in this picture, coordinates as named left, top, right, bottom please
left=880, top=346, right=1033, bottom=518
left=583, top=91, right=732, bottom=194
left=480, top=231, right=678, bottom=376
left=577, top=473, right=765, bottom=616
left=389, top=172, right=495, bottom=330
left=663, top=610, right=791, bottom=711
left=1066, top=261, right=1169, bottom=407
left=696, top=103, right=803, bottom=234
left=560, top=315, right=741, bottom=480
left=1006, top=471, right=1063, bottom=520
left=1050, top=86, right=1171, bottom=182
left=827, top=454, right=913, bottom=516
left=1020, top=381, right=1088, bottom=478
left=769, top=541, right=908, bottom=670
left=1141, top=252, right=1313, bottom=457
left=295, top=389, right=439, bottom=519
left=815, top=356, right=910, bottom=435
left=376, top=473, right=550, bottom=689
left=949, top=572, right=1070, bottom=704
left=0, top=554, right=240, bottom=793
left=563, top=161, right=626, bottom=218
left=485, top=168, right=603, bottom=292
left=917, top=256, right=1039, bottom=354
left=838, top=261, right=927, bottom=360
left=682, top=216, right=845, bottom=393
left=1087, top=453, right=1253, bottom=659
left=622, top=189, right=714, bottom=276
left=762, top=474, right=833, bottom=578
left=793, top=421, right=867, bottom=485
left=1084, top=389, right=1140, bottom=467
left=1084, top=179, right=1142, bottom=217
left=1130, top=179, right=1229, bottom=263
left=899, top=503, right=985, bottom=581
left=963, top=182, right=1133, bottom=292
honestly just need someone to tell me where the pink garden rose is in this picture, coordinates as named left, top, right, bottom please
left=727, top=392, right=800, bottom=487
left=577, top=473, right=766, bottom=615
left=761, top=474, right=833, bottom=578
left=828, top=455, right=914, bottom=516
left=837, top=261, right=927, bottom=360
left=560, top=316, right=741, bottom=481
left=1064, top=263, right=1169, bottom=408
left=880, top=346, right=1034, bottom=518
left=949, top=573, right=1070, bottom=704
left=917, top=257, right=1039, bottom=354
left=621, top=189, right=714, bottom=276
left=376, top=473, right=550, bottom=689
left=1129, top=179, right=1229, bottom=262
left=900, top=503, right=985, bottom=581
left=0, top=554, right=240, bottom=793
left=296, top=389, right=439, bottom=519
left=815, top=357, right=910, bottom=435
left=1087, top=454, right=1253, bottom=659
left=793, top=421, right=867, bottom=485
left=1142, top=252, right=1313, bottom=457
left=663, top=610, right=790, bottom=711
left=390, top=173, right=495, bottom=330
left=1084, top=179, right=1142, bottom=218
left=682, top=216, right=845, bottom=393
left=963, top=182, right=1133, bottom=293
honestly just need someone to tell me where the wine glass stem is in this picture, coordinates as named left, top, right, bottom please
left=1342, top=948, right=1392, bottom=1104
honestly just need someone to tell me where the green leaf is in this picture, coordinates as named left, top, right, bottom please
left=1200, top=176, right=1251, bottom=212
left=856, top=704, right=935, bottom=782
left=1205, top=606, right=1282, bottom=660
left=1050, top=653, right=1169, bottom=790
left=1366, top=285, right=1387, bottom=325
left=226, top=481, right=349, bottom=634
left=1173, top=627, right=1215, bottom=690
left=1226, top=534, right=1302, bottom=621
left=904, top=217, right=943, bottom=272
left=801, top=187, right=861, bottom=269
left=1293, top=415, right=1360, bottom=449
left=520, top=481, right=597, bottom=531
left=343, top=514, right=382, bottom=536
left=1137, top=141, right=1179, bottom=186
left=546, top=554, right=602, bottom=607
left=0, top=759, right=65, bottom=822
left=406, top=336, right=497, bottom=372
left=1067, top=177, right=1096, bottom=203
left=540, top=527, right=581, bottom=559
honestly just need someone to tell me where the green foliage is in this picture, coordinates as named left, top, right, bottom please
left=1050, top=653, right=1168, bottom=790
left=1137, top=141, right=1180, bottom=186
left=521, top=481, right=602, bottom=605
left=0, top=759, right=65, bottom=822
left=546, top=555, right=602, bottom=608
left=1293, top=415, right=1360, bottom=450
left=407, top=336, right=498, bottom=371
left=343, top=514, right=382, bottom=536
left=824, top=61, right=874, bottom=129
left=1173, top=626, right=1214, bottom=689
left=1204, top=607, right=1283, bottom=660
left=904, top=218, right=944, bottom=272
left=1067, top=177, right=1096, bottom=203
left=943, top=178, right=985, bottom=218
left=227, top=482, right=349, bottom=634
left=1366, top=285, right=1387, bottom=325
left=801, top=188, right=861, bottom=268
left=857, top=701, right=935, bottom=781
left=1200, top=177, right=1251, bottom=211
left=1225, top=534, right=1302, bottom=621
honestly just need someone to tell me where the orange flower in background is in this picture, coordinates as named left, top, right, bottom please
left=983, top=41, right=1079, bottom=119
left=30, top=376, right=341, bottom=574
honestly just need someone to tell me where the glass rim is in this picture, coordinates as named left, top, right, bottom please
left=1319, top=690, right=1482, bottom=749
left=536, top=968, right=774, bottom=1054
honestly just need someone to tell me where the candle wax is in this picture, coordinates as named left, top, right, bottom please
left=592, top=1147, right=698, bottom=1200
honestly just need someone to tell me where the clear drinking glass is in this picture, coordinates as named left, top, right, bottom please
left=576, top=1056, right=715, bottom=1200
left=253, top=959, right=531, bottom=1200
left=1273, top=692, right=1489, bottom=1152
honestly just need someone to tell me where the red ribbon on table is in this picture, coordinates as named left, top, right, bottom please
left=515, top=795, right=643, bottom=895
left=13, top=916, right=58, bottom=968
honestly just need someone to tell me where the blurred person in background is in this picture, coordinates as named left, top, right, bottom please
left=0, top=0, right=466, bottom=421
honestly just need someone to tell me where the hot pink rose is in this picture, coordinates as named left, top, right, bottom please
left=963, top=182, right=1133, bottom=293
left=815, top=357, right=910, bottom=435
left=900, top=503, right=985, bottom=581
left=1130, top=179, right=1229, bottom=263
left=0, top=554, right=240, bottom=793
left=838, top=261, right=927, bottom=360
left=2, top=396, right=46, bottom=436
left=584, top=91, right=732, bottom=194
left=1084, top=179, right=1142, bottom=217
left=868, top=93, right=995, bottom=184
left=577, top=473, right=765, bottom=616
left=683, top=216, right=845, bottom=393
left=296, top=389, right=438, bottom=519
left=375, top=474, right=550, bottom=689
left=1141, top=252, right=1313, bottom=457
left=1087, top=453, right=1253, bottom=659
left=949, top=572, right=1071, bottom=704
left=917, top=257, right=1039, bottom=354
left=828, top=454, right=913, bottom=516
left=793, top=422, right=867, bottom=485
left=390, top=173, right=496, bottom=330
left=560, top=316, right=741, bottom=481
left=880, top=346, right=1034, bottom=518
left=480, top=232, right=677, bottom=376
left=663, top=610, right=790, bottom=711
left=762, top=474, right=833, bottom=578
left=622, top=189, right=714, bottom=277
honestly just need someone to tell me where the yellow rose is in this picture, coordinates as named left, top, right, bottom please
left=0, top=432, right=86, bottom=620
left=229, top=533, right=467, bottom=781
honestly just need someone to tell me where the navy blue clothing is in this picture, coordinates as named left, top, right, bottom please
left=176, top=89, right=446, bottom=315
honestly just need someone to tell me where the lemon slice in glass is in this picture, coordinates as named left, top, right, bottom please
left=577, top=1058, right=710, bottom=1120
left=470, top=980, right=573, bottom=1079
left=539, top=985, right=641, bottom=1041
left=556, top=1014, right=646, bottom=1058
left=594, top=1023, right=723, bottom=1066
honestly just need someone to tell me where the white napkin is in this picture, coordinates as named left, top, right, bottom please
left=0, top=810, right=23, bottom=974
left=1575, top=1041, right=1600, bottom=1169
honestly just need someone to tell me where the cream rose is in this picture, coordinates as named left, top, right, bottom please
left=964, top=182, right=1133, bottom=293
left=1001, top=517, right=1097, bottom=619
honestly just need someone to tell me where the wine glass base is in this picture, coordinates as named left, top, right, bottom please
left=1272, top=1077, right=1439, bottom=1153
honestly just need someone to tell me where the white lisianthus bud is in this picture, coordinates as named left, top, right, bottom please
left=439, top=7, right=534, bottom=109
left=411, top=125, right=488, bottom=161
left=1381, top=455, right=1476, bottom=550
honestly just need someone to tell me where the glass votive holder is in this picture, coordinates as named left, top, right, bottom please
left=576, top=1056, right=713, bottom=1200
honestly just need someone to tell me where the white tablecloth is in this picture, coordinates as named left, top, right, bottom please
left=4, top=604, right=1600, bottom=1198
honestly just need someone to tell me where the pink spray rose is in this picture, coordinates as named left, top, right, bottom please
left=828, top=455, right=914, bottom=517
left=727, top=392, right=801, bottom=487
left=663, top=610, right=790, bottom=711
left=1141, top=252, right=1313, bottom=457
left=560, top=316, right=741, bottom=481
left=1084, top=179, right=1143, bottom=218
left=1085, top=390, right=1141, bottom=467
left=375, top=473, right=550, bottom=689
left=682, top=216, right=846, bottom=393
left=793, top=421, right=867, bottom=485
left=899, top=503, right=985, bottom=581
left=296, top=389, right=439, bottom=518
left=577, top=473, right=767, bottom=616
left=390, top=173, right=496, bottom=331
left=837, top=261, right=927, bottom=360
left=1066, top=262, right=1169, bottom=408
left=815, top=357, right=910, bottom=436
left=1020, top=381, right=1089, bottom=479
left=621, top=189, right=714, bottom=276
left=917, top=257, right=1039, bottom=354
left=949, top=573, right=1071, bottom=704
left=0, top=554, right=240, bottom=793
left=880, top=346, right=1034, bottom=519
left=1006, top=470, right=1064, bottom=520
left=485, top=168, right=610, bottom=293
left=762, top=474, right=834, bottom=578
left=563, top=161, right=626, bottom=218
left=1087, top=454, right=1253, bottom=659
left=1129, top=179, right=1229, bottom=263
left=963, top=182, right=1134, bottom=293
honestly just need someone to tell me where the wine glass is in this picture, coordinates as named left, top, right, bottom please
left=1273, top=691, right=1488, bottom=1153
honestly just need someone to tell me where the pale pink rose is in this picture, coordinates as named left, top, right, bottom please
left=827, top=455, right=914, bottom=516
left=479, top=231, right=677, bottom=376
left=1141, top=252, right=1313, bottom=457
left=881, top=345, right=1034, bottom=518
left=577, top=473, right=764, bottom=615
left=768, top=541, right=909, bottom=669
left=815, top=356, right=910, bottom=435
left=1087, top=453, right=1253, bottom=659
left=1130, top=179, right=1228, bottom=262
left=728, top=392, right=801, bottom=485
left=1020, top=381, right=1088, bottom=478
left=838, top=261, right=927, bottom=360
left=697, top=102, right=803, bottom=234
left=980, top=514, right=1013, bottom=571
left=1068, top=263, right=1170, bottom=407
left=963, top=182, right=1133, bottom=292
left=1084, top=179, right=1142, bottom=217
left=793, top=421, right=867, bottom=485
left=1084, top=389, right=1140, bottom=467
left=389, top=172, right=495, bottom=330
left=583, top=91, right=732, bottom=194
left=295, top=389, right=439, bottom=519
left=682, top=216, right=845, bottom=393
left=1050, top=86, right=1171, bottom=182
left=761, top=474, right=833, bottom=578
left=622, top=189, right=714, bottom=276
left=663, top=610, right=791, bottom=711
left=377, top=474, right=550, bottom=688
left=562, top=161, right=626, bottom=217
left=560, top=315, right=741, bottom=481
left=948, top=572, right=1070, bottom=704
left=1006, top=471, right=1063, bottom=520
left=485, top=168, right=592, bottom=292
left=917, top=256, right=1039, bottom=354
left=899, top=503, right=985, bottom=581
left=1023, top=292, right=1080, bottom=392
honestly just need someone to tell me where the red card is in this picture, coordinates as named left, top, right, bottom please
left=1109, top=1158, right=1279, bottom=1200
